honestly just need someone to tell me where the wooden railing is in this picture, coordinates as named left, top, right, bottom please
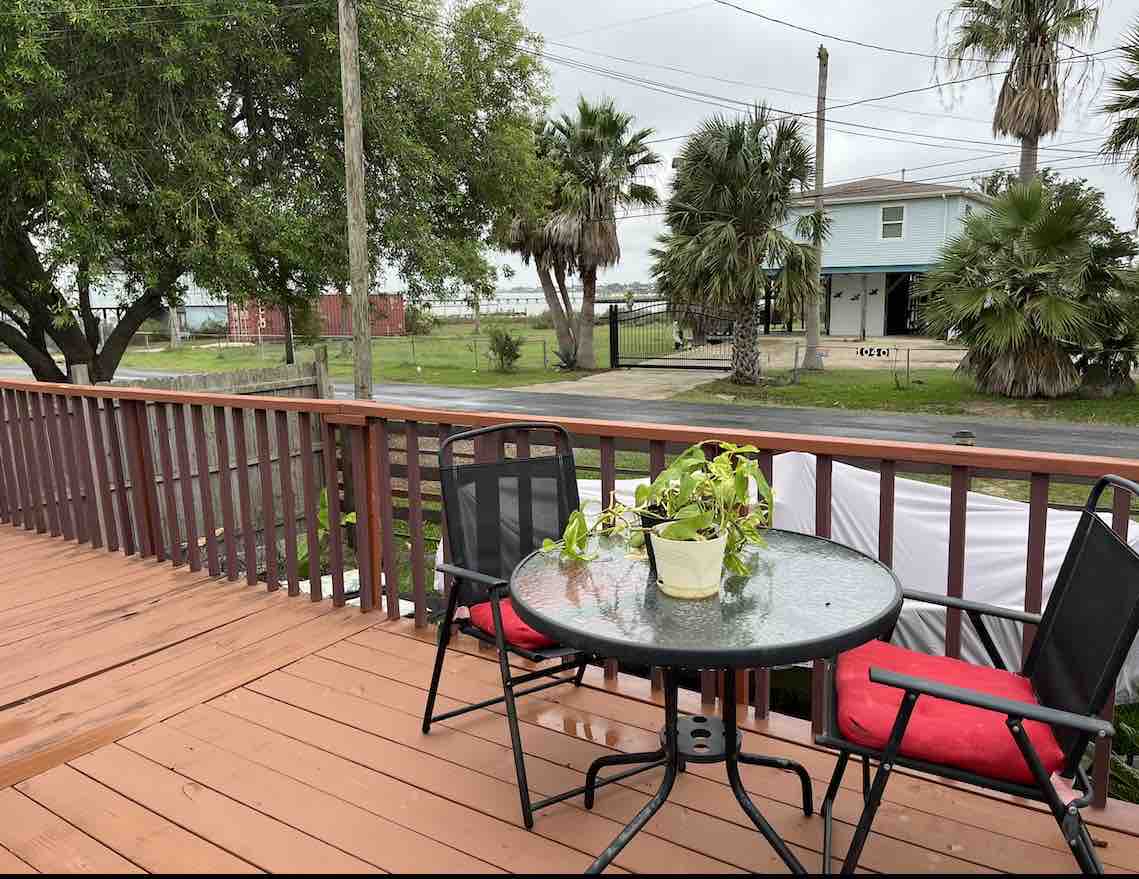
left=0, top=376, right=1136, bottom=806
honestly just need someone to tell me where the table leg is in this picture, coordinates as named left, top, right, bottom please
left=724, top=668, right=809, bottom=875
left=586, top=668, right=679, bottom=874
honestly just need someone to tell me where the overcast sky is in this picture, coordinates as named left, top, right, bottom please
left=493, top=0, right=1138, bottom=288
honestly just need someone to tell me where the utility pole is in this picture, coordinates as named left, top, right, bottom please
left=803, top=43, right=828, bottom=371
left=337, top=0, right=372, bottom=399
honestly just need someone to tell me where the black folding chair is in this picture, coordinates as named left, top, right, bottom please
left=421, top=422, right=591, bottom=829
left=816, top=474, right=1139, bottom=874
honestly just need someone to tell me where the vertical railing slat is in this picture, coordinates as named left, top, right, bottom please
left=254, top=409, right=278, bottom=590
left=349, top=424, right=373, bottom=611
left=18, top=391, right=46, bottom=533
left=56, top=393, right=84, bottom=540
left=406, top=421, right=426, bottom=627
left=137, top=403, right=165, bottom=561
left=275, top=410, right=300, bottom=596
left=945, top=465, right=970, bottom=659
left=1022, top=473, right=1049, bottom=657
left=600, top=435, right=619, bottom=682
left=324, top=420, right=346, bottom=606
left=878, top=460, right=896, bottom=567
left=811, top=453, right=834, bottom=733
left=70, top=391, right=101, bottom=550
left=754, top=450, right=775, bottom=718
left=192, top=406, right=219, bottom=577
left=213, top=406, right=240, bottom=581
left=0, top=392, right=9, bottom=525
left=232, top=408, right=257, bottom=585
left=438, top=423, right=454, bottom=601
left=122, top=400, right=154, bottom=557
left=12, top=389, right=36, bottom=531
left=105, top=401, right=134, bottom=556
left=1094, top=490, right=1133, bottom=807
left=87, top=397, right=118, bottom=552
left=298, top=412, right=321, bottom=600
left=0, top=391, right=19, bottom=527
left=648, top=440, right=666, bottom=695
left=173, top=404, right=201, bottom=572
left=374, top=419, right=399, bottom=620
left=29, top=395, right=60, bottom=537
left=154, top=403, right=183, bottom=566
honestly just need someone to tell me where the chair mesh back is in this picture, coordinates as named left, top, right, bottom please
left=1026, top=511, right=1139, bottom=762
left=440, top=451, right=579, bottom=606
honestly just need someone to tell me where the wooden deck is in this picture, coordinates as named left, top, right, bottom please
left=1, top=525, right=1138, bottom=874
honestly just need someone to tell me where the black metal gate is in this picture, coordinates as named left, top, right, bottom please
left=608, top=301, right=734, bottom=369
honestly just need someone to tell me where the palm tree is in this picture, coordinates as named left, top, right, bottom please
left=545, top=98, right=661, bottom=369
left=651, top=107, right=814, bottom=384
left=941, top=0, right=1099, bottom=182
left=919, top=179, right=1138, bottom=398
left=1103, top=21, right=1139, bottom=223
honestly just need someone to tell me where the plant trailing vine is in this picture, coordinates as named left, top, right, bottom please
left=544, top=441, right=774, bottom=576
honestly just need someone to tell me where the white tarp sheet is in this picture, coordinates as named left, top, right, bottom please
left=432, top=451, right=1139, bottom=702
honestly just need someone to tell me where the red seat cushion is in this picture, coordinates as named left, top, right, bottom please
left=837, top=639, right=1065, bottom=786
left=468, top=599, right=558, bottom=652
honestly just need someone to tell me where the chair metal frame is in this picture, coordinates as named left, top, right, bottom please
left=421, top=422, right=591, bottom=829
left=816, top=474, right=1139, bottom=874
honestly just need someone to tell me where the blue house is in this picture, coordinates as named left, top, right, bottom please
left=786, top=178, right=991, bottom=336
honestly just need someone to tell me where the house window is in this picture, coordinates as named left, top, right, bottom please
left=881, top=205, right=904, bottom=239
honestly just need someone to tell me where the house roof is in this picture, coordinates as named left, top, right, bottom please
left=792, top=177, right=990, bottom=204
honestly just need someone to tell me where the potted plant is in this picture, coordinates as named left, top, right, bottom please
left=545, top=441, right=773, bottom=599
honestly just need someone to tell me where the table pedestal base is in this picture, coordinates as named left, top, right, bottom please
left=583, top=668, right=813, bottom=875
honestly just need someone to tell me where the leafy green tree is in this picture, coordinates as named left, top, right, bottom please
left=650, top=107, right=814, bottom=384
left=0, top=0, right=547, bottom=381
left=920, top=179, right=1139, bottom=397
left=1102, top=20, right=1139, bottom=224
left=940, top=0, right=1100, bottom=182
left=543, top=98, right=660, bottom=370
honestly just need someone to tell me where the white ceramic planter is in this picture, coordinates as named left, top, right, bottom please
left=649, top=525, right=727, bottom=599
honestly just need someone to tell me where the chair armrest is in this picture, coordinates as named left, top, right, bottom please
left=869, top=667, right=1114, bottom=738
left=903, top=589, right=1043, bottom=626
left=436, top=563, right=509, bottom=592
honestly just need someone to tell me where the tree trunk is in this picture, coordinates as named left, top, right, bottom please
left=283, top=304, right=296, bottom=365
left=537, top=264, right=576, bottom=362
left=1019, top=135, right=1039, bottom=183
left=730, top=294, right=762, bottom=384
left=169, top=306, right=182, bottom=348
left=576, top=265, right=597, bottom=369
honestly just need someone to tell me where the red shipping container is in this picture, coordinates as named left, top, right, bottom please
left=228, top=293, right=405, bottom=341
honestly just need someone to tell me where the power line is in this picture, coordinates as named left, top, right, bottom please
left=711, top=0, right=963, bottom=61
left=545, top=37, right=1106, bottom=138
left=542, top=49, right=1102, bottom=156
left=552, top=2, right=717, bottom=39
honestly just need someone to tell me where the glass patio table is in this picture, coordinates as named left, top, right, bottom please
left=510, top=529, right=903, bottom=874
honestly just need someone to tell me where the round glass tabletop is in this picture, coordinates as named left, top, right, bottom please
left=510, top=529, right=903, bottom=668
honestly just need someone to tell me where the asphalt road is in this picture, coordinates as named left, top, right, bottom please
left=347, top=381, right=1139, bottom=460
left=1, top=362, right=1136, bottom=459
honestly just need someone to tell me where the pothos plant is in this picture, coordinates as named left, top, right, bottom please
left=543, top=441, right=774, bottom=576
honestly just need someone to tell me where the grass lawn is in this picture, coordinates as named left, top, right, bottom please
left=677, top=368, right=1139, bottom=427
left=116, top=320, right=608, bottom=389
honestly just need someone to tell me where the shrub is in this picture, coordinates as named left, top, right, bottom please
left=528, top=309, right=555, bottom=329
left=405, top=303, right=437, bottom=336
left=486, top=324, right=525, bottom=371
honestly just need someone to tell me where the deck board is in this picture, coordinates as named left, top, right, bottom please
left=1, top=524, right=1138, bottom=874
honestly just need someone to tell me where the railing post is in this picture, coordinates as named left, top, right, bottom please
left=370, top=419, right=400, bottom=620
left=1022, top=473, right=1049, bottom=657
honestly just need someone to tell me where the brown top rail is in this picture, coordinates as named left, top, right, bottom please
left=2, top=377, right=1136, bottom=481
